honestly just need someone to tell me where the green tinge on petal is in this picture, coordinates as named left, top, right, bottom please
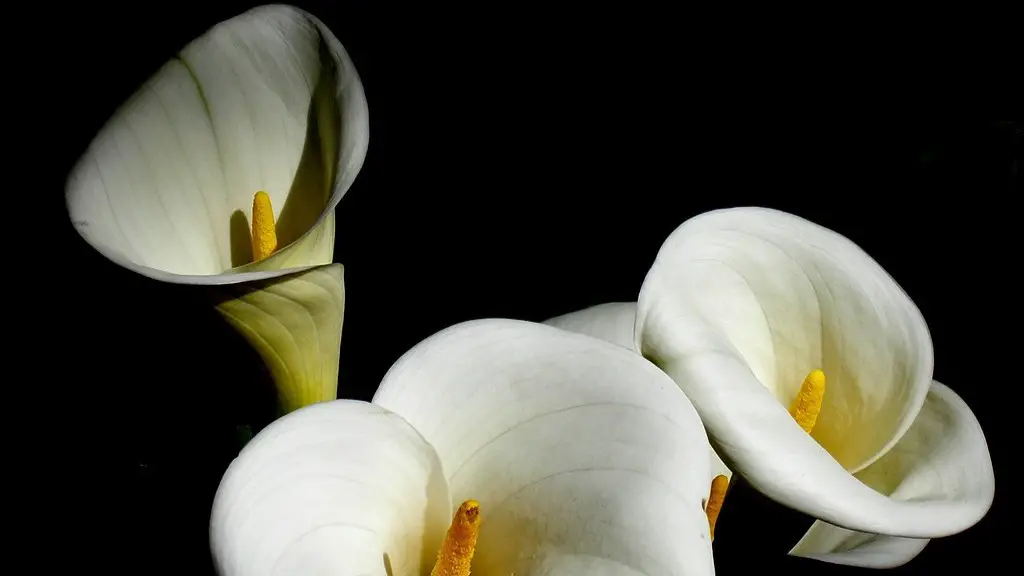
left=214, top=263, right=345, bottom=413
left=233, top=212, right=336, bottom=274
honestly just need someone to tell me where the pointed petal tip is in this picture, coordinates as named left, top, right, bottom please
left=788, top=530, right=931, bottom=569
left=782, top=379, right=993, bottom=567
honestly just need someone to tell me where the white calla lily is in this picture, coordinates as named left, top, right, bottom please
left=548, top=207, right=994, bottom=567
left=211, top=319, right=717, bottom=575
left=66, top=5, right=367, bottom=412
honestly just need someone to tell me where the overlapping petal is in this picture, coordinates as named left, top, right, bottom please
left=210, top=401, right=451, bottom=575
left=212, top=320, right=718, bottom=575
left=634, top=207, right=989, bottom=538
left=545, top=302, right=639, bottom=350
left=545, top=303, right=733, bottom=484
left=790, top=381, right=994, bottom=567
left=374, top=319, right=716, bottom=575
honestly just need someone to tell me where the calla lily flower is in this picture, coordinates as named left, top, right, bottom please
left=211, top=319, right=717, bottom=575
left=545, top=208, right=994, bottom=568
left=65, top=5, right=368, bottom=412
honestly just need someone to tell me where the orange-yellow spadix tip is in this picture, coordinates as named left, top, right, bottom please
left=431, top=500, right=481, bottom=576
left=251, top=190, right=277, bottom=262
left=789, top=369, right=826, bottom=434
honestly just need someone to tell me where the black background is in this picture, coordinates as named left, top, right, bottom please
left=45, top=2, right=1015, bottom=574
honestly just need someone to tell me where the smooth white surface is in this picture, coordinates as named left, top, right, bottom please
left=635, top=207, right=990, bottom=538
left=67, top=5, right=368, bottom=284
left=790, top=381, right=994, bottom=567
left=375, top=319, right=717, bottom=575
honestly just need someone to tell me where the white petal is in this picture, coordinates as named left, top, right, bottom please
left=546, top=302, right=734, bottom=483
left=210, top=400, right=451, bottom=576
left=373, top=319, right=715, bottom=576
left=544, top=302, right=638, bottom=350
left=790, top=381, right=994, bottom=567
left=709, top=451, right=732, bottom=482
left=639, top=207, right=934, bottom=472
left=66, top=5, right=368, bottom=285
left=635, top=208, right=979, bottom=538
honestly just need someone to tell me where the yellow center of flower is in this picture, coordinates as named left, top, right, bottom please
left=704, top=474, right=729, bottom=541
left=704, top=369, right=826, bottom=541
left=251, top=190, right=278, bottom=261
left=431, top=499, right=481, bottom=576
left=789, top=369, right=826, bottom=434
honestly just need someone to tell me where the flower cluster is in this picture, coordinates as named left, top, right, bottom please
left=66, top=5, right=993, bottom=575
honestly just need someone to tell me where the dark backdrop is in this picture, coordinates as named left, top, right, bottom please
left=49, top=2, right=1014, bottom=574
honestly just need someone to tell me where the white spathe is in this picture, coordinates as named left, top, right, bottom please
left=64, top=5, right=366, bottom=411
left=66, top=4, right=369, bottom=285
left=546, top=303, right=733, bottom=484
left=211, top=320, right=717, bottom=575
left=545, top=207, right=994, bottom=568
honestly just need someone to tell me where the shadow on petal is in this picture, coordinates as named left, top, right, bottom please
left=276, top=35, right=339, bottom=250
left=229, top=210, right=252, bottom=268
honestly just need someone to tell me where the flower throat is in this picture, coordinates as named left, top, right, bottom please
left=703, top=369, right=826, bottom=541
